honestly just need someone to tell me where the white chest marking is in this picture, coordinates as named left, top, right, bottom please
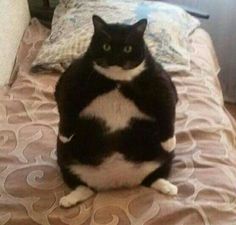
left=70, top=153, right=160, bottom=190
left=80, top=89, right=152, bottom=132
left=93, top=61, right=146, bottom=81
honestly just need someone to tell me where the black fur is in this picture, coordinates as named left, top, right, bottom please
left=55, top=15, right=178, bottom=190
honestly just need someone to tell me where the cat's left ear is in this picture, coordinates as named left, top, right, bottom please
left=92, top=15, right=107, bottom=33
left=132, top=19, right=147, bottom=36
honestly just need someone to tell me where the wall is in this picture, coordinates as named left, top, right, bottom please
left=159, top=0, right=236, bottom=103
left=0, top=0, right=30, bottom=86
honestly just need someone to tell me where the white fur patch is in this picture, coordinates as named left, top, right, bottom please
left=59, top=134, right=74, bottom=143
left=70, top=153, right=160, bottom=190
left=161, top=136, right=176, bottom=152
left=59, top=185, right=94, bottom=208
left=80, top=89, right=152, bottom=132
left=151, top=178, right=178, bottom=196
left=93, top=60, right=146, bottom=81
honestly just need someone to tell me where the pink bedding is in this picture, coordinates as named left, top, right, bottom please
left=0, top=19, right=236, bottom=225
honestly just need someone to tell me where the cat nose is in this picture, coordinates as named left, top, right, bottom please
left=109, top=57, right=123, bottom=67
left=109, top=59, right=119, bottom=66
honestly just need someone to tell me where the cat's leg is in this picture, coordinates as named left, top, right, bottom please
left=142, top=156, right=178, bottom=196
left=151, top=92, right=177, bottom=153
left=55, top=82, right=79, bottom=143
left=58, top=112, right=77, bottom=143
left=157, top=110, right=176, bottom=152
left=58, top=166, right=95, bottom=208
left=57, top=113, right=76, bottom=143
left=60, top=185, right=94, bottom=208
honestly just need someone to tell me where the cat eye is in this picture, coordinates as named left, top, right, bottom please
left=103, top=43, right=111, bottom=52
left=123, top=45, right=132, bottom=53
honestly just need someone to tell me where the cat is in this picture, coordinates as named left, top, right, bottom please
left=55, top=15, right=178, bottom=208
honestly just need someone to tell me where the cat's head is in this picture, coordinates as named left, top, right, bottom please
left=89, top=15, right=148, bottom=81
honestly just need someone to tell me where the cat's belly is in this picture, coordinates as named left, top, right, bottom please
left=79, top=89, right=152, bottom=132
left=70, top=153, right=160, bottom=190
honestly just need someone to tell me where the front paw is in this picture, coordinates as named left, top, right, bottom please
left=161, top=135, right=176, bottom=152
left=59, top=134, right=74, bottom=143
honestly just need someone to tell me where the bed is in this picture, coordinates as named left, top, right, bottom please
left=0, top=2, right=236, bottom=225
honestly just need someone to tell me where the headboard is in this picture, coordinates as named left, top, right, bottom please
left=28, top=0, right=59, bottom=27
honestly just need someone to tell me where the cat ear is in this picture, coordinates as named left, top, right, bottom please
left=92, top=15, right=107, bottom=33
left=132, top=19, right=147, bottom=36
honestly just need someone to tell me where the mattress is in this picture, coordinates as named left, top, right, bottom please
left=0, top=19, right=236, bottom=225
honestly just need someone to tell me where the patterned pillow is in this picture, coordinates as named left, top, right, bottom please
left=32, top=0, right=200, bottom=73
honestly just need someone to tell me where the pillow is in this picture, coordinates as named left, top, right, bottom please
left=32, top=0, right=200, bottom=73
left=0, top=0, right=30, bottom=86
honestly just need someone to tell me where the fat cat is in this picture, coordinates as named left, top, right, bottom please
left=55, top=15, right=178, bottom=208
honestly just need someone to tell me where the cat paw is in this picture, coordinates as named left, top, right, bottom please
left=151, top=179, right=178, bottom=196
left=161, top=136, right=176, bottom=152
left=60, top=194, right=78, bottom=208
left=59, top=186, right=94, bottom=208
left=59, top=134, right=74, bottom=144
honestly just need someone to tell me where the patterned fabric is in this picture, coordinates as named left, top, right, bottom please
left=32, top=0, right=200, bottom=73
left=1, top=18, right=236, bottom=225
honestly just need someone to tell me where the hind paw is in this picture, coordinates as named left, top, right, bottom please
left=151, top=179, right=178, bottom=196
left=60, top=186, right=94, bottom=208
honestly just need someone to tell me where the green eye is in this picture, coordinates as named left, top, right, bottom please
left=103, top=43, right=111, bottom=51
left=123, top=45, right=132, bottom=53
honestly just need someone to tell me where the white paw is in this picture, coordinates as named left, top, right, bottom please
left=151, top=179, right=178, bottom=196
left=161, top=136, right=176, bottom=152
left=59, top=134, right=74, bottom=143
left=60, top=194, right=79, bottom=208
left=59, top=186, right=94, bottom=208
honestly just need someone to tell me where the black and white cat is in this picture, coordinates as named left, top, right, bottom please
left=55, top=15, right=178, bottom=208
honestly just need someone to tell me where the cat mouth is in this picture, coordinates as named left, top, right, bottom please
left=93, top=60, right=146, bottom=81
left=122, top=62, right=140, bottom=70
left=95, top=60, right=139, bottom=70
left=95, top=59, right=109, bottom=68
